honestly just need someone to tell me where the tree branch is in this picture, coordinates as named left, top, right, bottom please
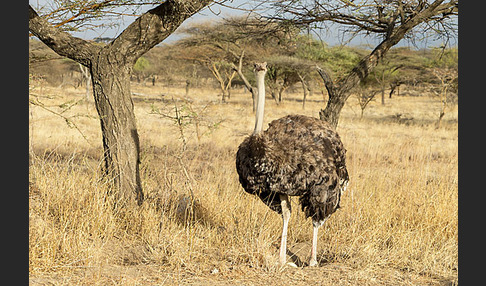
left=335, top=0, right=457, bottom=96
left=52, top=0, right=118, bottom=29
left=108, top=0, right=214, bottom=64
left=231, top=51, right=254, bottom=93
left=29, top=5, right=99, bottom=67
left=316, top=65, right=335, bottom=96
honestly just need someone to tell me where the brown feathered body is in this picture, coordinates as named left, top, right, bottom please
left=236, top=114, right=349, bottom=223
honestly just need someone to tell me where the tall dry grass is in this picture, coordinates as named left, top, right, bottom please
left=29, top=83, right=457, bottom=284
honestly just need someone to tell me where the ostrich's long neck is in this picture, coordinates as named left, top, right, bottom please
left=253, top=70, right=266, bottom=135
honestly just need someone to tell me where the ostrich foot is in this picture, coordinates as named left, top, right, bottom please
left=308, top=259, right=318, bottom=267
left=277, top=260, right=298, bottom=269
left=286, top=262, right=298, bottom=268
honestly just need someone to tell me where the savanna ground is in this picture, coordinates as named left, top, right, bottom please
left=29, top=81, right=458, bottom=285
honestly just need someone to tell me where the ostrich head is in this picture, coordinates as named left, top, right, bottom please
left=253, top=62, right=267, bottom=135
left=253, top=62, right=267, bottom=73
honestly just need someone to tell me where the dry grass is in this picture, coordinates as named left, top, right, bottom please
left=29, top=82, right=458, bottom=285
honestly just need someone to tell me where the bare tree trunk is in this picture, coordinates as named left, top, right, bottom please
left=185, top=79, right=191, bottom=96
left=232, top=51, right=257, bottom=112
left=225, top=70, right=236, bottom=101
left=90, top=53, right=143, bottom=204
left=380, top=70, right=386, bottom=105
left=307, top=82, right=313, bottom=98
left=207, top=61, right=236, bottom=103
left=315, top=1, right=451, bottom=128
left=318, top=89, right=347, bottom=128
left=389, top=81, right=401, bottom=98
left=79, top=63, right=92, bottom=101
left=302, top=84, right=308, bottom=109
left=298, top=73, right=308, bottom=109
left=266, top=69, right=280, bottom=105
left=278, top=87, right=284, bottom=103
left=222, top=89, right=227, bottom=103
left=271, top=89, right=279, bottom=105
left=29, top=0, right=212, bottom=205
left=317, top=32, right=405, bottom=127
left=437, top=111, right=445, bottom=128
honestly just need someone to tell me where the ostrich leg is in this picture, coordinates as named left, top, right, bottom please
left=309, top=219, right=326, bottom=266
left=279, top=194, right=291, bottom=265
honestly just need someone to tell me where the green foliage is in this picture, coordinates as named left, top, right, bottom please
left=294, top=35, right=329, bottom=61
left=133, top=56, right=150, bottom=72
left=326, top=47, right=361, bottom=75
left=294, top=35, right=361, bottom=78
left=369, top=47, right=436, bottom=86
left=30, top=18, right=458, bottom=93
left=426, top=47, right=458, bottom=69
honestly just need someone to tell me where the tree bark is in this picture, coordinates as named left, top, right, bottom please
left=315, top=0, right=455, bottom=128
left=90, top=52, right=143, bottom=204
left=380, top=70, right=386, bottom=105
left=317, top=30, right=410, bottom=127
left=318, top=89, right=346, bottom=128
left=78, top=64, right=92, bottom=101
left=231, top=51, right=257, bottom=112
left=297, top=73, right=308, bottom=109
left=29, top=0, right=212, bottom=205
left=318, top=41, right=395, bottom=127
left=389, top=81, right=401, bottom=98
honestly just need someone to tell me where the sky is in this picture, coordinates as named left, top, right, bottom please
left=29, top=0, right=249, bottom=43
left=29, top=0, right=457, bottom=49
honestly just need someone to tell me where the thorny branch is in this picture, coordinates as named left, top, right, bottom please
left=267, top=0, right=458, bottom=44
left=29, top=93, right=95, bottom=146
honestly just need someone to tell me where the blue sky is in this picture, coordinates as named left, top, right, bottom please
left=29, top=0, right=457, bottom=49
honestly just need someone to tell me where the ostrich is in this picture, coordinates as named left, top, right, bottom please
left=235, top=62, right=349, bottom=267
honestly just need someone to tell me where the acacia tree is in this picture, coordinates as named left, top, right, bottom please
left=176, top=17, right=302, bottom=108
left=355, top=83, right=379, bottom=119
left=266, top=0, right=458, bottom=127
left=373, top=61, right=403, bottom=105
left=175, top=21, right=241, bottom=103
left=29, top=0, right=213, bottom=205
left=427, top=47, right=458, bottom=128
left=208, top=60, right=237, bottom=102
left=431, top=67, right=457, bottom=128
